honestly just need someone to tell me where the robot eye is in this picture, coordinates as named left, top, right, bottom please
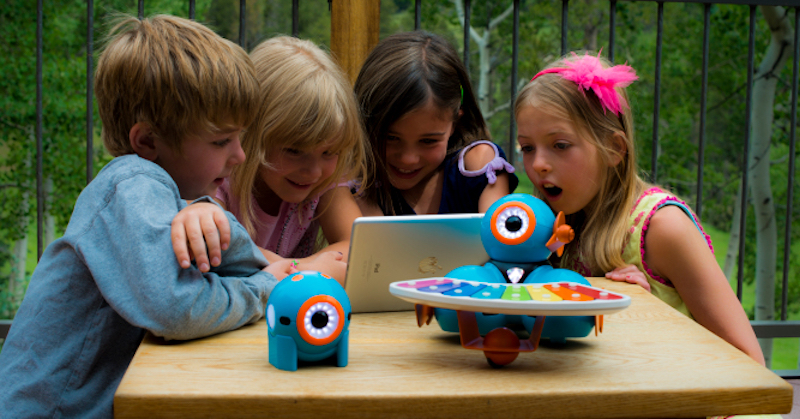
left=297, top=295, right=345, bottom=346
left=490, top=201, right=536, bottom=245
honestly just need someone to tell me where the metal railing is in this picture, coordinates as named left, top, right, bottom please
left=5, top=0, right=799, bottom=378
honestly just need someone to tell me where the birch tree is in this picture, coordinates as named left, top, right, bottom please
left=749, top=5, right=793, bottom=367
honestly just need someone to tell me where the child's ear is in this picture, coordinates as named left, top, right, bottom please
left=129, top=123, right=158, bottom=161
left=607, top=132, right=628, bottom=168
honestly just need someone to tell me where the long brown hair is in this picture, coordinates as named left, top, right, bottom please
left=354, top=31, right=489, bottom=214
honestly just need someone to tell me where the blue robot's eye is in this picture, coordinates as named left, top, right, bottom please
left=490, top=201, right=536, bottom=245
left=297, top=295, right=345, bottom=345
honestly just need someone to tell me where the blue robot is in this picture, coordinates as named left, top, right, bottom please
left=266, top=271, right=351, bottom=371
left=434, top=194, right=596, bottom=343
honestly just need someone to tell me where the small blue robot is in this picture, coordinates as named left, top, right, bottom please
left=266, top=271, right=351, bottom=371
left=434, top=194, right=596, bottom=343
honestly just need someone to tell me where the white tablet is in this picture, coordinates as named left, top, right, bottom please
left=344, top=214, right=489, bottom=313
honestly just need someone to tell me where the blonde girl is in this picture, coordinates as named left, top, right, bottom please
left=514, top=51, right=765, bottom=366
left=172, top=36, right=369, bottom=284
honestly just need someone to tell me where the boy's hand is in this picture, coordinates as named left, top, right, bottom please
left=171, top=202, right=230, bottom=272
left=605, top=264, right=650, bottom=292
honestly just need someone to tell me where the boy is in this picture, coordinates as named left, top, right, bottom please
left=0, top=15, right=342, bottom=418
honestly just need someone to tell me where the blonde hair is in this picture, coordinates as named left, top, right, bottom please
left=230, top=36, right=369, bottom=237
left=94, top=14, right=259, bottom=156
left=514, top=52, right=646, bottom=275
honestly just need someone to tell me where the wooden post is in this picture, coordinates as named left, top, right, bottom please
left=330, top=0, right=380, bottom=85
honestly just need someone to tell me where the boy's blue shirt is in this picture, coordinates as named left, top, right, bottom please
left=0, top=154, right=277, bottom=418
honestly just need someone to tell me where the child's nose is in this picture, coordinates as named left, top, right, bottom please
left=399, top=149, right=419, bottom=165
left=229, top=139, right=246, bottom=165
left=531, top=153, right=551, bottom=173
left=302, top=157, right=323, bottom=178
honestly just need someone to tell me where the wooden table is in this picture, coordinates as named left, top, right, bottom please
left=114, top=279, right=793, bottom=418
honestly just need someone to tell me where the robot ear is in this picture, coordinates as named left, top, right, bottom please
left=546, top=212, right=575, bottom=256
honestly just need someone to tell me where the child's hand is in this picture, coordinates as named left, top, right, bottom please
left=171, top=202, right=230, bottom=273
left=263, top=258, right=299, bottom=281
left=605, top=265, right=650, bottom=292
left=297, top=251, right=347, bottom=285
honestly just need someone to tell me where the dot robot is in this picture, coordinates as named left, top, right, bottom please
left=266, top=270, right=351, bottom=371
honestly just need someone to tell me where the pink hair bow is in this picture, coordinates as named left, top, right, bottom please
left=531, top=52, right=638, bottom=115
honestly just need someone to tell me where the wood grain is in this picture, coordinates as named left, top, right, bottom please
left=329, top=0, right=379, bottom=85
left=114, top=279, right=793, bottom=418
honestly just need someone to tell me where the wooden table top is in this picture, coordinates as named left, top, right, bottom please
left=114, top=278, right=793, bottom=419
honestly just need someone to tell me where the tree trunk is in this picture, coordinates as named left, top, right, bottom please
left=452, top=1, right=514, bottom=115
left=750, top=5, right=793, bottom=368
left=723, top=182, right=742, bottom=281
left=44, top=177, right=55, bottom=248
left=12, top=236, right=27, bottom=302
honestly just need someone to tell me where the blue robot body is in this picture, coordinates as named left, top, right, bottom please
left=266, top=271, right=351, bottom=371
left=435, top=194, right=594, bottom=343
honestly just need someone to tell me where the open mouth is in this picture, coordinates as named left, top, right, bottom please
left=542, top=184, right=563, bottom=199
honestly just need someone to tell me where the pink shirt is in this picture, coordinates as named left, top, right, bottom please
left=216, top=179, right=333, bottom=258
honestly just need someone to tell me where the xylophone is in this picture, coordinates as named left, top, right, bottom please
left=389, top=278, right=630, bottom=316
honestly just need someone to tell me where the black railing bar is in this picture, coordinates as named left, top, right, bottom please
left=609, top=0, right=616, bottom=62
left=696, top=3, right=711, bottom=218
left=86, top=0, right=94, bottom=185
left=0, top=320, right=11, bottom=339
left=780, top=7, right=799, bottom=321
left=618, top=0, right=800, bottom=6
left=415, top=0, right=422, bottom=31
left=138, top=0, right=144, bottom=19
left=189, top=0, right=195, bottom=20
left=36, top=0, right=44, bottom=261
left=464, top=0, right=471, bottom=71
left=509, top=0, right=520, bottom=164
left=751, top=320, right=800, bottom=338
left=291, top=0, right=299, bottom=37
left=737, top=5, right=757, bottom=301
left=651, top=2, right=664, bottom=182
left=239, top=0, right=245, bottom=48
left=561, top=0, right=569, bottom=55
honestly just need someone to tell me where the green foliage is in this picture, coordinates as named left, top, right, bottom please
left=1, top=2, right=797, bottom=367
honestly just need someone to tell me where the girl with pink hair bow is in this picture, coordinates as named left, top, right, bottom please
left=514, top=52, right=765, bottom=368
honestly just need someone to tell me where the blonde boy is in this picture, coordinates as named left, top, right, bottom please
left=0, top=15, right=304, bottom=418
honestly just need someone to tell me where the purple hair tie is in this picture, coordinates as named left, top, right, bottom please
left=458, top=140, right=516, bottom=185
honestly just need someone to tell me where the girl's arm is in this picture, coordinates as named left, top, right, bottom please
left=644, top=205, right=765, bottom=366
left=296, top=185, right=363, bottom=284
left=355, top=195, right=385, bottom=216
left=462, top=143, right=513, bottom=213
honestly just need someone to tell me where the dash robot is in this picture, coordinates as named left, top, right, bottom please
left=266, top=271, right=351, bottom=371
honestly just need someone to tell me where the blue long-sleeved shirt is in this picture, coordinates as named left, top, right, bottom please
left=0, top=155, right=277, bottom=418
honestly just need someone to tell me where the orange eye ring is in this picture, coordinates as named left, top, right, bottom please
left=489, top=201, right=536, bottom=245
left=297, top=295, right=345, bottom=346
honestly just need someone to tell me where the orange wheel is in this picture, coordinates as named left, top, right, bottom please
left=482, top=328, right=521, bottom=367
